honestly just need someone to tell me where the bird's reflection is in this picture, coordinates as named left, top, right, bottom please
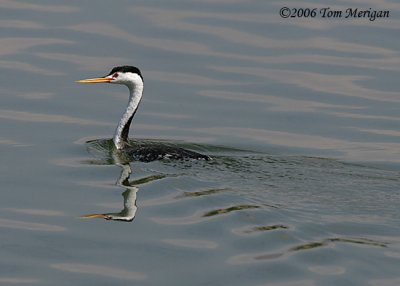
left=81, top=148, right=139, bottom=222
left=81, top=164, right=138, bottom=222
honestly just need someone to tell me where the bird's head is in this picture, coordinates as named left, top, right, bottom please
left=76, top=65, right=143, bottom=89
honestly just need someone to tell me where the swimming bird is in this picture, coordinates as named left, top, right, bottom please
left=77, top=66, right=210, bottom=162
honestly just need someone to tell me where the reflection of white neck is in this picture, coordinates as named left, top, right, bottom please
left=113, top=83, right=143, bottom=150
left=112, top=164, right=138, bottom=221
left=80, top=162, right=139, bottom=222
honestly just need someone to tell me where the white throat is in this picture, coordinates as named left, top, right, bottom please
left=113, top=80, right=143, bottom=150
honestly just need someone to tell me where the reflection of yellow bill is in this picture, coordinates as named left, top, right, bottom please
left=76, top=77, right=112, bottom=83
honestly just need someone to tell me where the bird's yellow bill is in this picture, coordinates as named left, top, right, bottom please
left=80, top=213, right=106, bottom=219
left=76, top=77, right=112, bottom=83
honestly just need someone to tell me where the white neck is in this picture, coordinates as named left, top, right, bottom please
left=113, top=82, right=143, bottom=150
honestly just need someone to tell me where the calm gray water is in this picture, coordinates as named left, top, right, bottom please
left=1, top=0, right=400, bottom=285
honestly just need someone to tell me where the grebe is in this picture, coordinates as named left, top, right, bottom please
left=77, top=66, right=210, bottom=162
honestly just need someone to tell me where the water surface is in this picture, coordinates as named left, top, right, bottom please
left=1, top=0, right=400, bottom=285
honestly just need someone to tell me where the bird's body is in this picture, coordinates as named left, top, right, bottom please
left=77, top=66, right=210, bottom=162
left=125, top=142, right=210, bottom=162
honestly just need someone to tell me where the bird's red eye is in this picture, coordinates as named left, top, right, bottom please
left=113, top=72, right=119, bottom=78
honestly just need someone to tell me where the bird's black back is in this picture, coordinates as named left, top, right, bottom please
left=126, top=143, right=211, bottom=162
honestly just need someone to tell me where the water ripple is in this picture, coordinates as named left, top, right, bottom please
left=0, top=109, right=112, bottom=126
left=0, top=0, right=78, bottom=12
left=0, top=218, right=65, bottom=232
left=203, top=204, right=260, bottom=217
left=228, top=236, right=389, bottom=264
left=162, top=239, right=218, bottom=249
left=0, top=277, right=40, bottom=284
left=50, top=263, right=146, bottom=281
